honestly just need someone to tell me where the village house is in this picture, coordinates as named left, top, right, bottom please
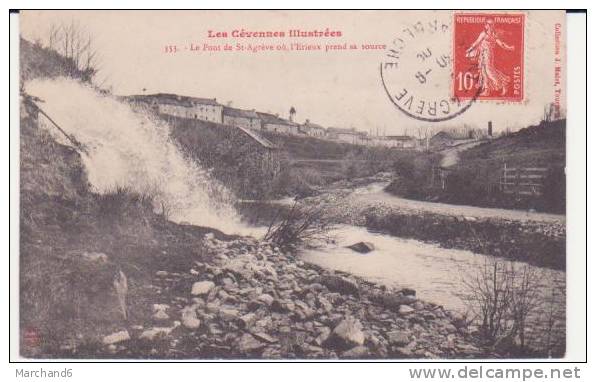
left=300, top=120, right=326, bottom=138
left=365, top=136, right=391, bottom=147
left=125, top=93, right=223, bottom=123
left=327, top=127, right=366, bottom=144
left=428, top=130, right=474, bottom=149
left=257, top=112, right=301, bottom=135
left=384, top=135, right=418, bottom=149
left=223, top=107, right=261, bottom=130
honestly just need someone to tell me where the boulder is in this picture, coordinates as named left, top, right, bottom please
left=257, top=293, right=275, bottom=306
left=319, top=275, right=359, bottom=296
left=386, top=331, right=410, bottom=346
left=294, top=299, right=315, bottom=319
left=317, top=296, right=333, bottom=313
left=239, top=312, right=258, bottom=329
left=251, top=332, right=278, bottom=344
left=152, top=304, right=170, bottom=321
left=102, top=330, right=130, bottom=345
left=327, top=317, right=365, bottom=350
left=58, top=250, right=128, bottom=322
left=373, top=292, right=415, bottom=311
left=181, top=306, right=201, bottom=329
left=315, top=327, right=332, bottom=346
left=152, top=310, right=169, bottom=321
left=237, top=333, right=266, bottom=353
left=139, top=324, right=178, bottom=341
left=218, top=307, right=240, bottom=322
left=346, top=242, right=375, bottom=254
left=398, top=305, right=415, bottom=315
left=80, top=251, right=109, bottom=263
left=341, top=345, right=369, bottom=358
left=191, top=281, right=215, bottom=296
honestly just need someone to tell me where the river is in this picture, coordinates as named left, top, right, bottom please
left=300, top=225, right=565, bottom=313
left=299, top=224, right=565, bottom=351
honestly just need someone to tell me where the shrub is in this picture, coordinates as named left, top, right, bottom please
left=264, top=202, right=335, bottom=252
left=459, top=226, right=561, bottom=356
left=386, top=153, right=438, bottom=199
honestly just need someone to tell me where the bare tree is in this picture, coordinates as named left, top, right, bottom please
left=508, top=263, right=542, bottom=350
left=45, top=20, right=101, bottom=82
left=543, top=103, right=554, bottom=123
left=462, top=255, right=515, bottom=342
left=459, top=224, right=548, bottom=354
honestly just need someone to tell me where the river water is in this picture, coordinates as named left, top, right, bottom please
left=300, top=225, right=566, bottom=350
left=301, top=225, right=565, bottom=312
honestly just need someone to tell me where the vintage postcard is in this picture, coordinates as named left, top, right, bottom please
left=16, top=10, right=569, bottom=360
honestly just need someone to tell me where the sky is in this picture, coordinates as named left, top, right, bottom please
left=20, top=10, right=566, bottom=135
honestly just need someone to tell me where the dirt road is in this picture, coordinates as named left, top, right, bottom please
left=349, top=181, right=565, bottom=224
left=439, top=140, right=485, bottom=167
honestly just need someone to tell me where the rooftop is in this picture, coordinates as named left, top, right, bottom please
left=223, top=106, right=260, bottom=119
left=256, top=112, right=299, bottom=126
left=302, top=121, right=326, bottom=130
left=385, top=135, right=416, bottom=141
left=327, top=126, right=357, bottom=134
left=125, top=93, right=221, bottom=106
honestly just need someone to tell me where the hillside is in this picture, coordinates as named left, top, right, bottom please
left=388, top=119, right=565, bottom=213
left=20, top=38, right=90, bottom=83
left=260, top=131, right=377, bottom=160
left=458, top=119, right=566, bottom=170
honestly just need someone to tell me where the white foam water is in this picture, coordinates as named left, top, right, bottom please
left=26, top=78, right=257, bottom=235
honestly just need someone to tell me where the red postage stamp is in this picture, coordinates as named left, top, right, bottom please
left=453, top=13, right=525, bottom=102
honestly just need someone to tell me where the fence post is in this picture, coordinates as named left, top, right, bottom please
left=501, top=162, right=506, bottom=192
left=516, top=167, right=521, bottom=196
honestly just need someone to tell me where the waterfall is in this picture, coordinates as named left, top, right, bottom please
left=26, top=78, right=256, bottom=235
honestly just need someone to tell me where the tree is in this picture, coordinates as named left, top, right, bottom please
left=45, top=20, right=100, bottom=82
left=289, top=106, right=296, bottom=122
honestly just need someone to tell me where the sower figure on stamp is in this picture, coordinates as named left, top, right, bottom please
left=465, top=18, right=515, bottom=96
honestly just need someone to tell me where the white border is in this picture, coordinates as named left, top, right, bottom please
left=2, top=3, right=590, bottom=381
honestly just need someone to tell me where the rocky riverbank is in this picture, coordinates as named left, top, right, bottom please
left=88, top=234, right=489, bottom=359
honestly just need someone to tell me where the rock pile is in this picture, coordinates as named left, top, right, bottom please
left=102, top=234, right=485, bottom=359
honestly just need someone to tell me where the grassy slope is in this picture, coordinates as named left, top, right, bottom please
left=457, top=119, right=566, bottom=181
left=260, top=131, right=374, bottom=160
left=21, top=38, right=79, bottom=82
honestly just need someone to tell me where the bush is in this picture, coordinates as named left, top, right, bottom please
left=264, top=202, right=335, bottom=252
left=385, top=153, right=439, bottom=199
left=270, top=166, right=317, bottom=198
